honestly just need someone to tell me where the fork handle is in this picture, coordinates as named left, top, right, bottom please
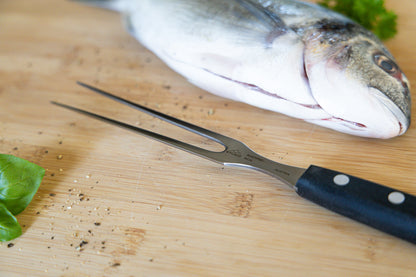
left=295, top=165, right=416, bottom=244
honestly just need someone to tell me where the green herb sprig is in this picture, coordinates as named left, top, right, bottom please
left=0, top=154, right=45, bottom=242
left=318, top=0, right=398, bottom=40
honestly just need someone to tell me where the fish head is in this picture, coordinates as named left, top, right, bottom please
left=304, top=23, right=411, bottom=139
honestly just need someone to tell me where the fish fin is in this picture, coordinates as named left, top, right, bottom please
left=234, top=0, right=287, bottom=30
left=233, top=0, right=289, bottom=43
left=70, top=0, right=127, bottom=12
left=122, top=13, right=136, bottom=37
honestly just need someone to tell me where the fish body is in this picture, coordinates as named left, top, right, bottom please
left=76, top=0, right=411, bottom=138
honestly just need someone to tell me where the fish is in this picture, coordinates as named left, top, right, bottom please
left=74, top=0, right=411, bottom=139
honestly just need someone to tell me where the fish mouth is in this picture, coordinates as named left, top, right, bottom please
left=369, top=87, right=408, bottom=136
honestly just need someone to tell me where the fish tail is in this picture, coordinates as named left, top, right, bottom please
left=70, top=0, right=127, bottom=12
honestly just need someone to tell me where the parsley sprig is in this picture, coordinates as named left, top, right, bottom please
left=318, top=0, right=398, bottom=40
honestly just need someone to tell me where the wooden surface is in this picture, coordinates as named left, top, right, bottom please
left=1, top=0, right=416, bottom=276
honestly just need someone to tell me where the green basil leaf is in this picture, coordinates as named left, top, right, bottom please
left=0, top=154, right=45, bottom=215
left=0, top=202, right=22, bottom=242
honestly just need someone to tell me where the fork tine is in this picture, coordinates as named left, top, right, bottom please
left=77, top=81, right=234, bottom=146
left=51, top=101, right=223, bottom=162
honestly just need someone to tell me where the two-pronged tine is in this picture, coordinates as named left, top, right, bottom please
left=52, top=99, right=228, bottom=163
left=76, top=81, right=233, bottom=146
left=52, top=83, right=305, bottom=188
left=52, top=83, right=236, bottom=163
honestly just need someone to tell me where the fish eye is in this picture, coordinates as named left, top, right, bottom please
left=373, top=54, right=398, bottom=74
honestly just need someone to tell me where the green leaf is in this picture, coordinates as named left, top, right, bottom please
left=374, top=10, right=397, bottom=40
left=0, top=154, right=45, bottom=215
left=318, top=0, right=398, bottom=40
left=0, top=202, right=22, bottom=242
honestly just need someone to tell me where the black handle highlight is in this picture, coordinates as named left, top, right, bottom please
left=296, top=165, right=416, bottom=244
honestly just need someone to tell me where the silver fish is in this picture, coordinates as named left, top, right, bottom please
left=75, top=0, right=411, bottom=138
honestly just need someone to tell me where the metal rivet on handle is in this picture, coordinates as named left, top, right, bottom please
left=388, top=191, right=405, bottom=205
left=333, top=174, right=350, bottom=186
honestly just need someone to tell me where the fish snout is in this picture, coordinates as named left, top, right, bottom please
left=305, top=60, right=409, bottom=138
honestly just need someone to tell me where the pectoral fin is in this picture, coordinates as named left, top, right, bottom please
left=71, top=0, right=128, bottom=12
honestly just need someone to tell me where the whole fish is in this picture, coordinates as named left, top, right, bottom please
left=75, top=0, right=411, bottom=138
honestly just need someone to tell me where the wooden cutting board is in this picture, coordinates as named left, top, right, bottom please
left=1, top=0, right=415, bottom=276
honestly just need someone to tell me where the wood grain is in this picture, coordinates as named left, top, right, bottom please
left=1, top=0, right=415, bottom=276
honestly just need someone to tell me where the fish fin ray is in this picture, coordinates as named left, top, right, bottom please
left=233, top=0, right=288, bottom=32
left=71, top=0, right=127, bottom=12
left=122, top=13, right=135, bottom=36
